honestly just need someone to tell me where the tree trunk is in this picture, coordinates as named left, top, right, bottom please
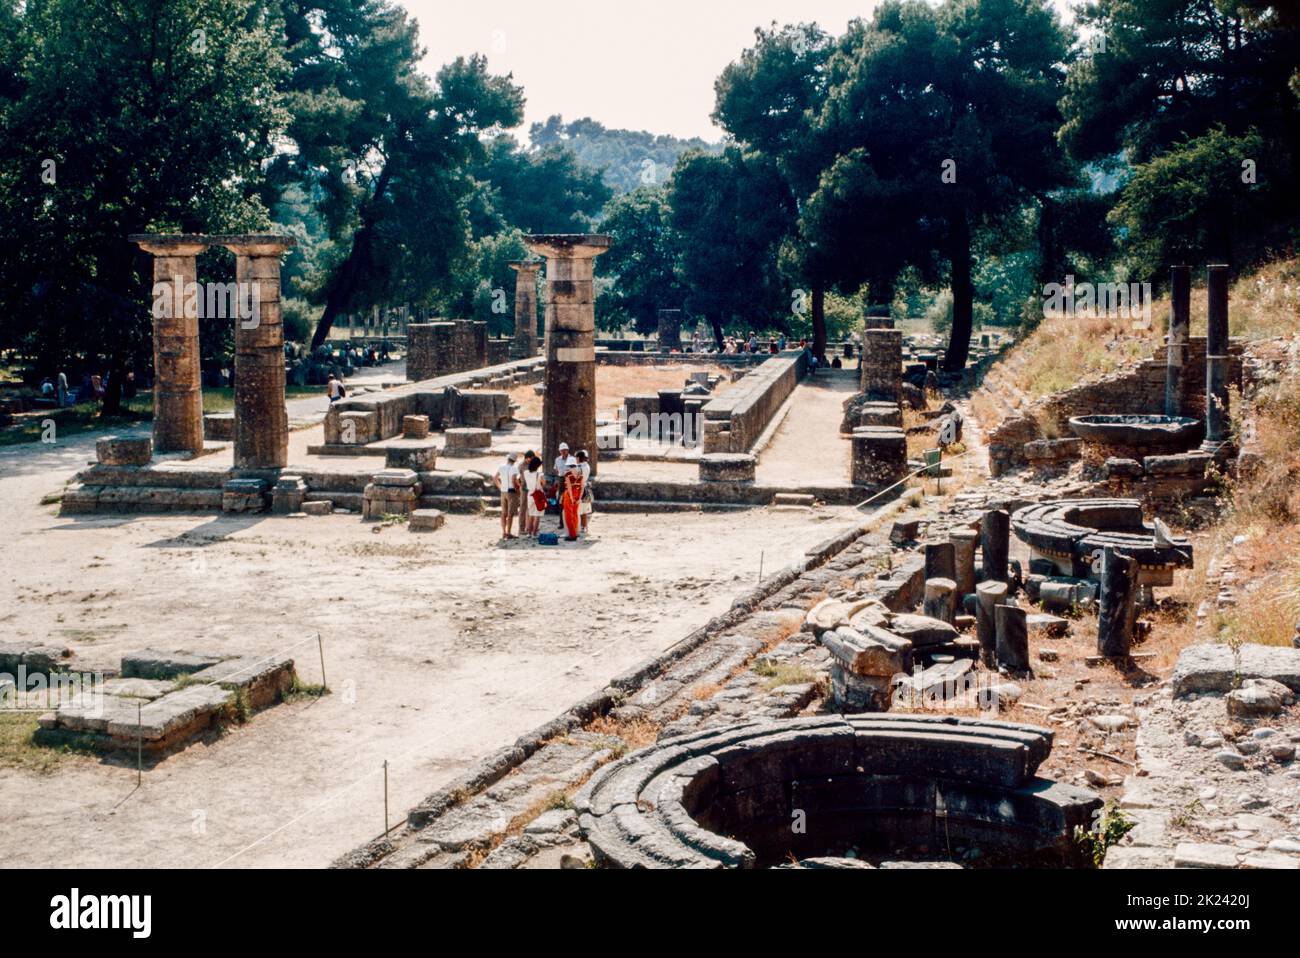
left=811, top=280, right=827, bottom=363
left=944, top=206, right=973, bottom=373
left=710, top=313, right=725, bottom=350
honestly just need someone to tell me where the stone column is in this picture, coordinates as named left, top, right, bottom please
left=924, top=542, right=956, bottom=583
left=527, top=235, right=610, bottom=476
left=1097, top=547, right=1138, bottom=659
left=860, top=328, right=903, bottom=402
left=657, top=309, right=683, bottom=354
left=407, top=324, right=437, bottom=382
left=1165, top=265, right=1191, bottom=417
left=976, top=581, right=1008, bottom=667
left=949, top=529, right=979, bottom=599
left=1203, top=264, right=1231, bottom=452
left=995, top=604, right=1030, bottom=673
left=131, top=234, right=208, bottom=455
left=981, top=509, right=1011, bottom=583
left=218, top=235, right=296, bottom=471
left=509, top=261, right=542, bottom=359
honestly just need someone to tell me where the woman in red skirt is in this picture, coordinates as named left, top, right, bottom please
left=561, top=456, right=583, bottom=542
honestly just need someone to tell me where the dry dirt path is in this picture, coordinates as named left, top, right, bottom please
left=0, top=431, right=862, bottom=867
left=755, top=369, right=857, bottom=487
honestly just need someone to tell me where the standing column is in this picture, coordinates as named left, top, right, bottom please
left=1203, top=264, right=1231, bottom=452
left=657, top=309, right=683, bottom=354
left=509, top=261, right=542, bottom=359
left=131, top=235, right=208, bottom=455
left=219, top=235, right=296, bottom=470
left=981, top=509, right=1011, bottom=583
left=1165, top=265, right=1191, bottom=417
left=860, top=328, right=903, bottom=401
left=526, top=234, right=611, bottom=476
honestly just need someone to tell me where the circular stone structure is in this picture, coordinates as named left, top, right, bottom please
left=1069, top=415, right=1202, bottom=454
left=574, top=715, right=1100, bottom=869
left=1011, top=498, right=1193, bottom=585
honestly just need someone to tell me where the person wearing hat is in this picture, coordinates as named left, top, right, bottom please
left=552, top=442, right=571, bottom=480
left=576, top=449, right=594, bottom=535
left=560, top=456, right=584, bottom=542
left=493, top=452, right=521, bottom=540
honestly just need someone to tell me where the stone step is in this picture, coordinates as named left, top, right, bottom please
left=772, top=493, right=815, bottom=507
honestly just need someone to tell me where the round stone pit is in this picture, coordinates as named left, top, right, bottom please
left=575, top=715, right=1101, bottom=869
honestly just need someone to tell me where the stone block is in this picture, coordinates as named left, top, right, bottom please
left=1105, top=458, right=1144, bottom=479
left=203, top=413, right=235, bottom=442
left=105, top=684, right=232, bottom=743
left=96, top=436, right=152, bottom=466
left=403, top=415, right=431, bottom=439
left=1172, top=643, right=1300, bottom=697
left=302, top=500, right=333, bottom=517
left=410, top=509, right=446, bottom=533
left=121, top=649, right=224, bottom=680
left=443, top=427, right=492, bottom=457
left=699, top=454, right=757, bottom=483
left=385, top=442, right=439, bottom=471
left=1143, top=452, right=1213, bottom=477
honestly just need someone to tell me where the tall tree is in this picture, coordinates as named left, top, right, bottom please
left=597, top=186, right=686, bottom=335
left=271, top=1, right=524, bottom=349
left=469, top=135, right=612, bottom=236
left=668, top=148, right=794, bottom=348
left=812, top=0, right=1074, bottom=372
left=713, top=22, right=836, bottom=360
left=0, top=0, right=286, bottom=400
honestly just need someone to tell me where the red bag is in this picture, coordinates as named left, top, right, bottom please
left=532, top=489, right=547, bottom=512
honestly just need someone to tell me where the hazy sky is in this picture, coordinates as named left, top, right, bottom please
left=400, top=1, right=1082, bottom=142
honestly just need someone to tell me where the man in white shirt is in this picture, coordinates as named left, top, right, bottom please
left=493, top=453, right=521, bottom=540
left=552, top=442, right=570, bottom=479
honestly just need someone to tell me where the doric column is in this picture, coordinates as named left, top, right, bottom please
left=509, top=261, right=541, bottom=358
left=217, top=234, right=296, bottom=470
left=1165, top=265, right=1191, bottom=417
left=860, top=328, right=903, bottom=402
left=130, top=234, right=208, bottom=456
left=1203, top=264, right=1231, bottom=452
left=525, top=234, right=611, bottom=476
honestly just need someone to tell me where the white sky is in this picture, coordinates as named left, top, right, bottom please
left=400, top=0, right=1083, bottom=142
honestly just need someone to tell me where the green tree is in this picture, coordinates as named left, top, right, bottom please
left=0, top=0, right=286, bottom=404
left=811, top=0, right=1075, bottom=372
left=470, top=135, right=612, bottom=236
left=596, top=187, right=685, bottom=335
left=668, top=148, right=794, bottom=348
left=271, top=1, right=525, bottom=349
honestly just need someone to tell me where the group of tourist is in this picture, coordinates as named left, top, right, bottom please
left=493, top=441, right=593, bottom=543
left=39, top=369, right=136, bottom=407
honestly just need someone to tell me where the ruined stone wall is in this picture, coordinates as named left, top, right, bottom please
left=407, top=321, right=491, bottom=383
left=702, top=351, right=807, bottom=454
left=987, top=338, right=1244, bottom=476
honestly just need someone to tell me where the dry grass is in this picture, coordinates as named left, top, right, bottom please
left=1182, top=257, right=1300, bottom=341
left=1017, top=316, right=1159, bottom=400
left=585, top=714, right=661, bottom=750
left=498, top=363, right=734, bottom=420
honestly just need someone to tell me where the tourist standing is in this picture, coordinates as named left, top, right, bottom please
left=576, top=449, right=594, bottom=535
left=523, top=455, right=545, bottom=538
left=517, top=449, right=537, bottom=538
left=561, top=456, right=583, bottom=542
left=493, top=452, right=521, bottom=540
left=552, top=441, right=570, bottom=480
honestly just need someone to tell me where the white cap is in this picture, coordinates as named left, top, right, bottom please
left=559, top=442, right=570, bottom=451
left=566, top=456, right=578, bottom=467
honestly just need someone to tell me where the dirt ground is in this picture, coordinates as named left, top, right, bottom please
left=0, top=429, right=862, bottom=868
left=502, top=362, right=734, bottom=421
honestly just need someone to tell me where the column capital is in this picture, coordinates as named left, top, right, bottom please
left=509, top=260, right=543, bottom=274
left=130, top=234, right=210, bottom=257
left=215, top=234, right=297, bottom=258
left=524, top=234, right=611, bottom=260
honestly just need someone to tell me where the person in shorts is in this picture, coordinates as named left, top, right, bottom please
left=493, top=453, right=521, bottom=540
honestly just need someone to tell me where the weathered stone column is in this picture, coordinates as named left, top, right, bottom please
left=981, top=509, right=1011, bottom=583
left=976, top=581, right=1009, bottom=667
left=218, top=235, right=296, bottom=470
left=657, top=309, right=683, bottom=354
left=1165, top=265, right=1191, bottom=417
left=130, top=235, right=207, bottom=455
left=527, top=234, right=610, bottom=476
left=509, top=261, right=542, bottom=358
left=950, top=528, right=979, bottom=599
left=995, top=604, right=1031, bottom=673
left=924, top=541, right=956, bottom=583
left=1097, top=547, right=1138, bottom=659
left=860, top=328, right=903, bottom=402
left=1203, top=264, right=1231, bottom=452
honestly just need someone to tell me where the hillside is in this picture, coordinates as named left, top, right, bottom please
left=528, top=115, right=722, bottom=193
